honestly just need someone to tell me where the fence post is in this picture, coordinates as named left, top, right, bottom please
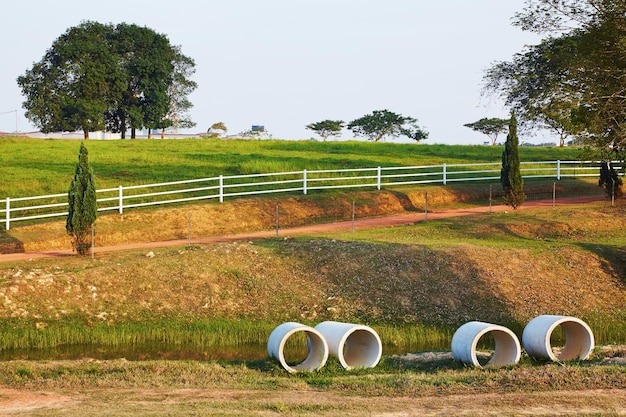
left=352, top=200, right=355, bottom=232
left=219, top=175, right=224, bottom=203
left=557, top=160, right=561, bottom=181
left=443, top=163, right=447, bottom=185
left=303, top=169, right=308, bottom=195
left=377, top=167, right=382, bottom=190
left=612, top=180, right=616, bottom=207
left=118, top=186, right=124, bottom=214
left=5, top=197, right=10, bottom=231
left=188, top=213, right=192, bottom=245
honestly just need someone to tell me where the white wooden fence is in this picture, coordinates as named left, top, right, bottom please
left=0, top=160, right=617, bottom=230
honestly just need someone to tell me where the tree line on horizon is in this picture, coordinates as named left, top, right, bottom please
left=306, top=109, right=428, bottom=143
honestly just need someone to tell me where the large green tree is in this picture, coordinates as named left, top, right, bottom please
left=464, top=118, right=509, bottom=145
left=347, top=109, right=428, bottom=142
left=484, top=0, right=626, bottom=158
left=67, top=143, right=97, bottom=255
left=18, top=21, right=196, bottom=139
left=107, top=23, right=172, bottom=139
left=501, top=112, right=526, bottom=209
left=18, top=22, right=124, bottom=139
left=306, top=119, right=344, bottom=142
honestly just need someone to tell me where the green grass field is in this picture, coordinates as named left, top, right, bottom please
left=0, top=137, right=583, bottom=198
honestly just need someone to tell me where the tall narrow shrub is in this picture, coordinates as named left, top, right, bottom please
left=599, top=160, right=623, bottom=199
left=67, top=143, right=97, bottom=255
left=501, top=112, right=526, bottom=209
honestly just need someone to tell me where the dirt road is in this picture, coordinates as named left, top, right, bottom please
left=0, top=195, right=608, bottom=263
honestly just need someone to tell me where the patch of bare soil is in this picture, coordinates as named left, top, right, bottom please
left=0, top=388, right=75, bottom=414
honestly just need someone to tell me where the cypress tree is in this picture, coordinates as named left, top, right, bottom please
left=66, top=143, right=97, bottom=255
left=501, top=112, right=526, bottom=209
left=599, top=160, right=623, bottom=199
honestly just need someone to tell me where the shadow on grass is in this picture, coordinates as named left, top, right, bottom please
left=578, top=243, right=626, bottom=286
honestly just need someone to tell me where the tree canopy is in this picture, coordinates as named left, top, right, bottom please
left=306, top=120, right=344, bottom=142
left=206, top=122, right=228, bottom=138
left=347, top=109, right=428, bottom=142
left=464, top=118, right=509, bottom=145
left=484, top=0, right=626, bottom=158
left=18, top=21, right=196, bottom=139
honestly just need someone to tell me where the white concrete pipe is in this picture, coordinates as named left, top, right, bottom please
left=522, top=315, right=594, bottom=361
left=267, top=322, right=329, bottom=373
left=314, top=321, right=382, bottom=370
left=451, top=321, right=522, bottom=368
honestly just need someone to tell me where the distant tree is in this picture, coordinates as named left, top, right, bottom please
left=18, top=21, right=196, bottom=140
left=599, top=160, right=623, bottom=199
left=463, top=117, right=509, bottom=145
left=66, top=143, right=97, bottom=255
left=347, top=109, right=428, bottom=142
left=17, top=22, right=124, bottom=139
left=206, top=122, right=228, bottom=138
left=306, top=120, right=344, bottom=141
left=500, top=112, right=526, bottom=209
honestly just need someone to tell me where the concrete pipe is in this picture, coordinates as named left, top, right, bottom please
left=267, top=322, right=329, bottom=373
left=451, top=321, right=522, bottom=368
left=522, top=315, right=594, bottom=361
left=314, top=321, right=382, bottom=370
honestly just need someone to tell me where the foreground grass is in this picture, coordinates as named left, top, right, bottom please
left=0, top=352, right=624, bottom=416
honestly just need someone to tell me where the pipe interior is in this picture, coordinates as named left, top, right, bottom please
left=555, top=321, right=594, bottom=360
left=342, top=329, right=381, bottom=368
left=483, top=329, right=519, bottom=367
left=286, top=330, right=327, bottom=372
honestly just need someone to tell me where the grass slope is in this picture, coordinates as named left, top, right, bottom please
left=0, top=202, right=624, bottom=353
left=0, top=137, right=583, bottom=197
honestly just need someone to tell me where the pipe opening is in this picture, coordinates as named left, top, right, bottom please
left=522, top=315, right=594, bottom=361
left=267, top=322, right=328, bottom=373
left=451, top=321, right=521, bottom=368
left=315, top=321, right=382, bottom=370
left=341, top=328, right=382, bottom=369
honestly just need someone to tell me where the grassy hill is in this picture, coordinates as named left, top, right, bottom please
left=0, top=137, right=583, bottom=197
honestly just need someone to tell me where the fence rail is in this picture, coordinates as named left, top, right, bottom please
left=1, top=160, right=621, bottom=230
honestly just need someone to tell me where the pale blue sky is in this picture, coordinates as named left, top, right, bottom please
left=0, top=0, right=549, bottom=144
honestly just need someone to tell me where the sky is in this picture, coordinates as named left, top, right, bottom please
left=0, top=0, right=552, bottom=145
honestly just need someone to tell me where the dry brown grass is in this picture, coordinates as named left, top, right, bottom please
left=4, top=187, right=468, bottom=252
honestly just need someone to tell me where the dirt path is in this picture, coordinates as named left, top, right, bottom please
left=0, top=387, right=624, bottom=416
left=0, top=195, right=609, bottom=263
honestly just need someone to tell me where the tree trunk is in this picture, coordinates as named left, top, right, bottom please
left=161, top=128, right=165, bottom=139
left=83, top=129, right=89, bottom=139
left=131, top=128, right=136, bottom=139
left=120, top=114, right=126, bottom=139
left=148, top=129, right=152, bottom=139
